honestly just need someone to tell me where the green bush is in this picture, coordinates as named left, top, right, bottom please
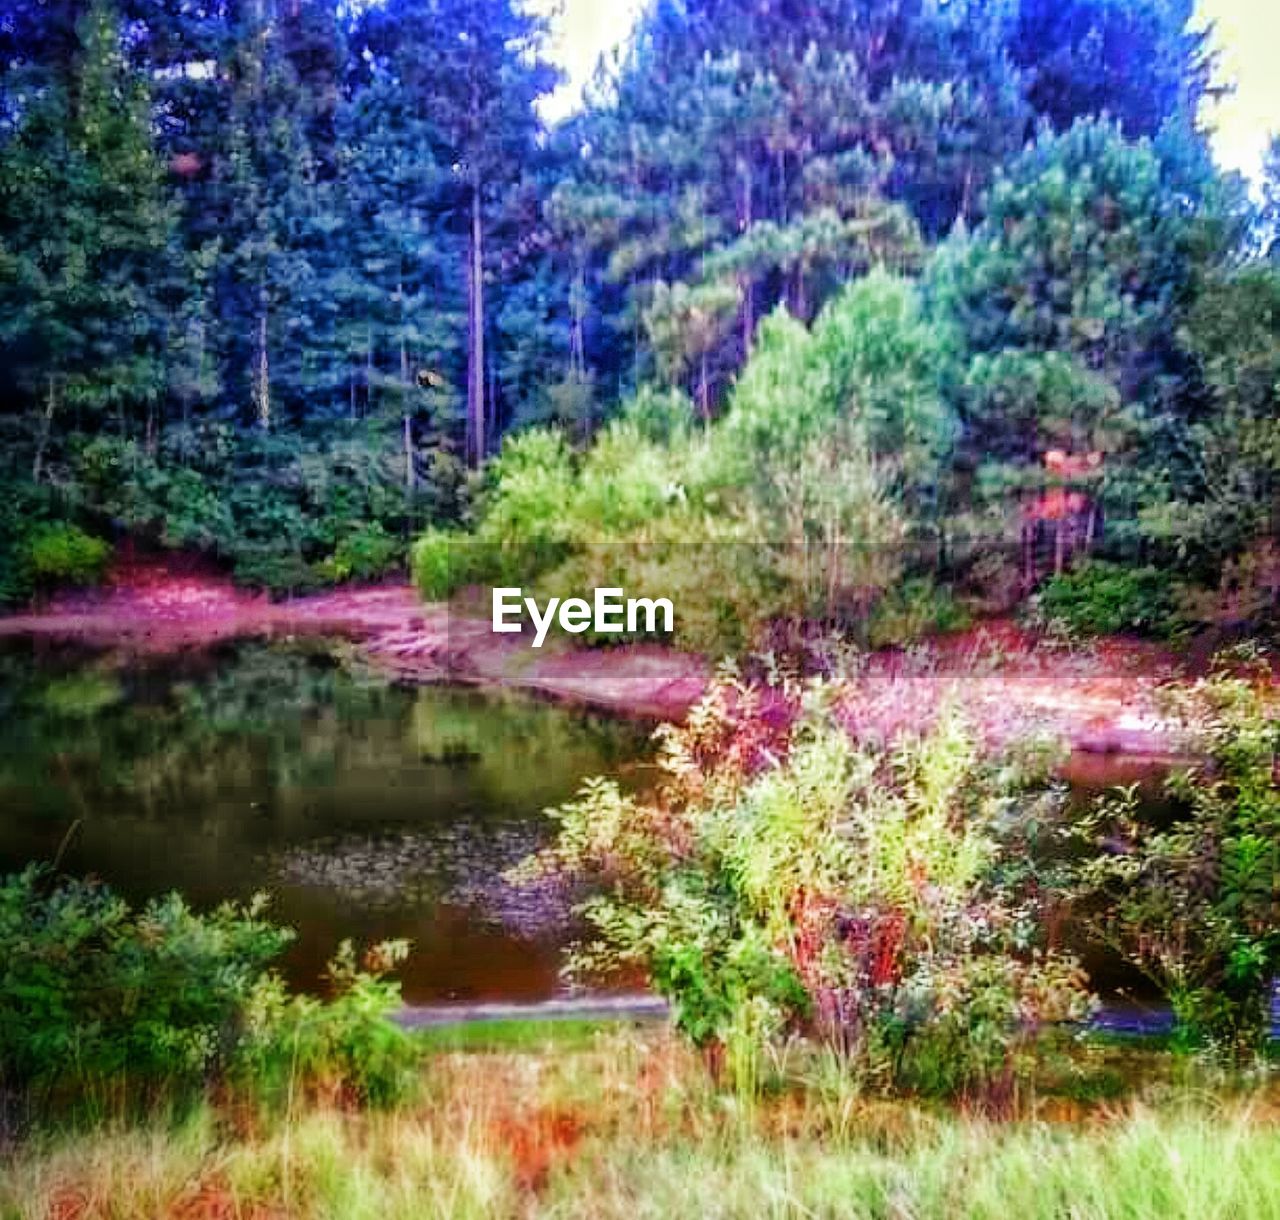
left=0, top=868, right=289, bottom=1097
left=0, top=869, right=424, bottom=1118
left=0, top=481, right=51, bottom=604
left=318, top=523, right=404, bottom=584
left=1031, top=560, right=1180, bottom=637
left=867, top=578, right=971, bottom=648
left=1071, top=667, right=1280, bottom=1057
left=232, top=547, right=321, bottom=598
left=24, top=522, right=112, bottom=588
left=411, top=283, right=952, bottom=653
left=412, top=529, right=502, bottom=601
left=233, top=939, right=422, bottom=1109
left=55, top=423, right=457, bottom=596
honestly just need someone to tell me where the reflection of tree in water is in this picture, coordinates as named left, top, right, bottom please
left=409, top=689, right=650, bottom=815
left=0, top=644, right=402, bottom=811
left=0, top=642, right=650, bottom=822
left=0, top=642, right=649, bottom=1001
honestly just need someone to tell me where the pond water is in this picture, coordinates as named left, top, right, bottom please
left=0, top=640, right=652, bottom=1005
left=0, top=639, right=1176, bottom=1010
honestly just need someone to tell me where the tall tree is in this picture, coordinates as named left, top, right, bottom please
left=553, top=0, right=1028, bottom=416
left=924, top=116, right=1226, bottom=575
left=216, top=0, right=344, bottom=430
left=355, top=0, right=556, bottom=466
left=1261, top=136, right=1280, bottom=260
left=1012, top=0, right=1215, bottom=138
left=0, top=1, right=178, bottom=472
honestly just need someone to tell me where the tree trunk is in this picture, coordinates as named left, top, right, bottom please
left=404, top=414, right=416, bottom=499
left=467, top=180, right=487, bottom=467
left=1022, top=518, right=1035, bottom=591
left=570, top=260, right=587, bottom=380
left=254, top=292, right=271, bottom=432
left=400, top=276, right=415, bottom=501
left=32, top=376, right=57, bottom=484
left=739, top=165, right=755, bottom=354
left=399, top=278, right=411, bottom=397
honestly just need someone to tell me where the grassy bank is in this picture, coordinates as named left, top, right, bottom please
left=6, top=1026, right=1280, bottom=1219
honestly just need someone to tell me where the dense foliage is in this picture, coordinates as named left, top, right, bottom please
left=518, top=656, right=1279, bottom=1103
left=520, top=667, right=1092, bottom=1101
left=3, top=0, right=1265, bottom=620
left=1072, top=666, right=1280, bottom=1056
left=1030, top=560, right=1182, bottom=639
left=427, top=110, right=1280, bottom=647
left=0, top=866, right=421, bottom=1124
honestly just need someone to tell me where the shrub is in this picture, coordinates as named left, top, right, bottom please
left=70, top=437, right=234, bottom=553
left=232, top=547, right=321, bottom=598
left=0, top=481, right=52, bottom=604
left=411, top=286, right=950, bottom=654
left=233, top=940, right=422, bottom=1109
left=517, top=671, right=1092, bottom=1099
left=1071, top=667, right=1280, bottom=1057
left=318, top=523, right=404, bottom=584
left=60, top=423, right=453, bottom=596
left=24, top=522, right=112, bottom=588
left=867, top=579, right=971, bottom=648
left=1175, top=540, right=1280, bottom=630
left=412, top=529, right=502, bottom=601
left=1031, top=560, right=1180, bottom=638
left=0, top=868, right=289, bottom=1098
left=0, top=870, right=423, bottom=1119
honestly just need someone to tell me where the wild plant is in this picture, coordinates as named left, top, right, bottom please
left=517, top=672, right=1092, bottom=1102
left=1070, top=663, right=1280, bottom=1057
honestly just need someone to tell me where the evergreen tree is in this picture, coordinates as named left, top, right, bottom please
left=1261, top=137, right=1280, bottom=259
left=554, top=0, right=1028, bottom=416
left=216, top=0, right=340, bottom=430
left=1012, top=0, right=1215, bottom=138
left=930, top=119, right=1195, bottom=473
left=355, top=0, right=556, bottom=466
left=326, top=70, right=465, bottom=502
left=0, top=1, right=178, bottom=473
left=1138, top=264, right=1280, bottom=578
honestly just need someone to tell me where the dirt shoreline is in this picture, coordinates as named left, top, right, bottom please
left=0, top=567, right=1196, bottom=755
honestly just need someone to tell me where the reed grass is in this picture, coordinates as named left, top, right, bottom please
left=5, top=1027, right=1280, bottom=1219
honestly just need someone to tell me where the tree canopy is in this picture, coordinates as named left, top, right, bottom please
left=1, top=0, right=1274, bottom=626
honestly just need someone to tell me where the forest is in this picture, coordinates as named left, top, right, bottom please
left=0, top=0, right=1275, bottom=641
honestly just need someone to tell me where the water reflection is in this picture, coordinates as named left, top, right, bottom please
left=0, top=640, right=650, bottom=1004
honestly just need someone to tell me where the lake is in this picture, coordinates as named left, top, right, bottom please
left=0, top=640, right=652, bottom=1006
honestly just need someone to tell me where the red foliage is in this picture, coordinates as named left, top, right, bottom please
left=490, top=1107, right=585, bottom=1195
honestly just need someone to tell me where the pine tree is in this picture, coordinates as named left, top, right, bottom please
left=217, top=0, right=340, bottom=430
left=1262, top=138, right=1280, bottom=260
left=553, top=0, right=1028, bottom=416
left=0, top=1, right=179, bottom=475
left=356, top=0, right=556, bottom=466
left=928, top=118, right=1203, bottom=523
left=1013, top=0, right=1215, bottom=138
left=325, top=70, right=466, bottom=505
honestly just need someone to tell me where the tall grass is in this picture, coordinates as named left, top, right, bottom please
left=5, top=1028, right=1280, bottom=1219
